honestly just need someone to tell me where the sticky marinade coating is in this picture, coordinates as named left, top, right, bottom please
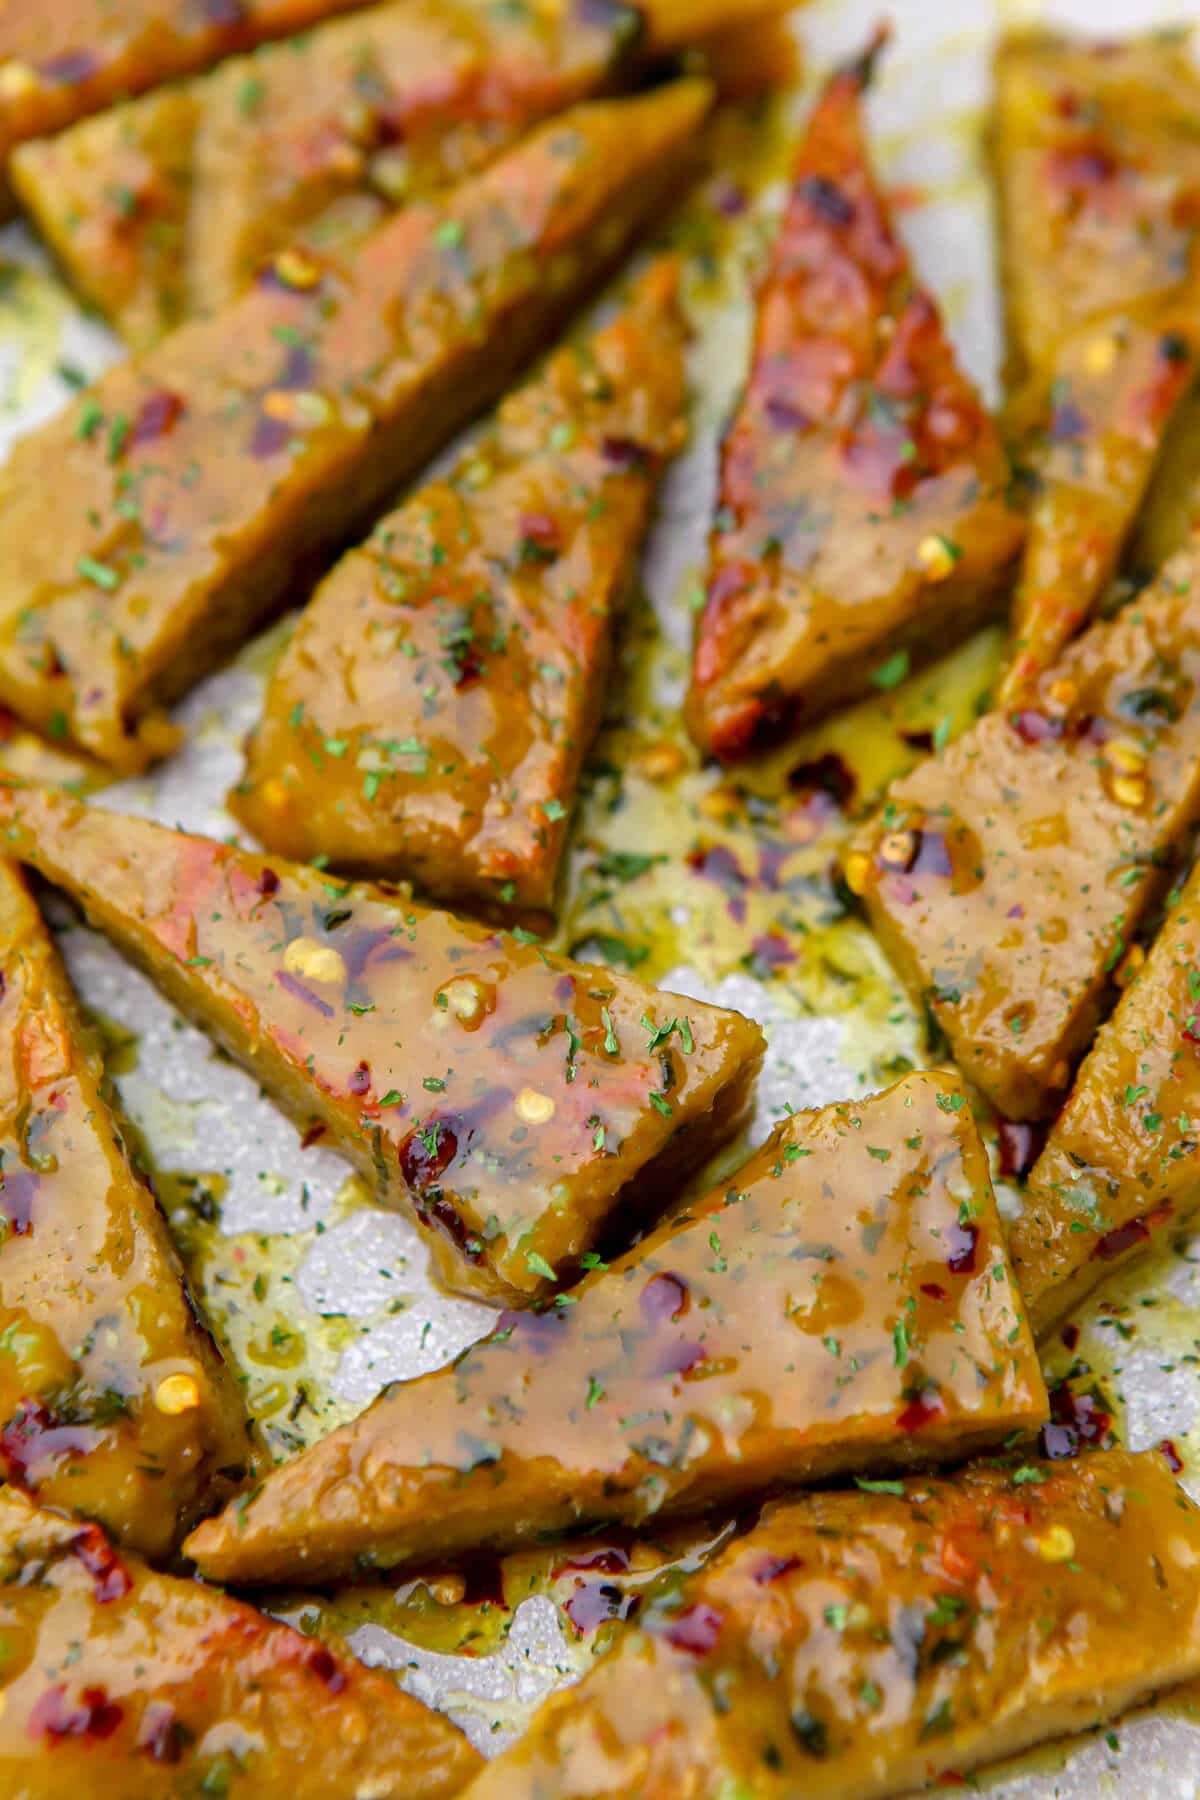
left=185, top=1071, right=1045, bottom=1587
left=462, top=1449, right=1200, bottom=1800
left=0, top=784, right=764, bottom=1306
left=0, top=861, right=253, bottom=1558
left=0, top=1486, right=480, bottom=1799
left=684, top=31, right=1024, bottom=763
left=10, top=0, right=646, bottom=346
left=233, top=258, right=688, bottom=913
left=0, top=80, right=711, bottom=773
left=992, top=30, right=1200, bottom=704
left=845, top=564, right=1200, bottom=1121
left=0, top=0, right=376, bottom=192
left=1010, top=858, right=1200, bottom=1337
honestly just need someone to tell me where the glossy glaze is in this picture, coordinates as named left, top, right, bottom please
left=0, top=783, right=764, bottom=1305
left=234, top=258, right=688, bottom=913
left=685, top=32, right=1023, bottom=762
left=462, top=1449, right=1200, bottom=1800
left=0, top=1486, right=480, bottom=1798
left=1010, top=858, right=1200, bottom=1337
left=993, top=30, right=1200, bottom=702
left=185, top=1071, right=1045, bottom=1586
left=0, top=79, right=710, bottom=770
left=0, top=860, right=252, bottom=1556
left=847, top=558, right=1200, bottom=1120
left=11, top=0, right=643, bottom=344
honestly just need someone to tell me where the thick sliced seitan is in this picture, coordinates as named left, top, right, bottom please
left=233, top=258, right=688, bottom=913
left=846, top=559, right=1200, bottom=1121
left=0, top=0, right=377, bottom=202
left=0, top=1485, right=480, bottom=1800
left=1010, top=858, right=1200, bottom=1336
left=460, top=1449, right=1200, bottom=1800
left=685, top=31, right=1023, bottom=762
left=185, top=1071, right=1046, bottom=1587
left=0, top=784, right=764, bottom=1306
left=0, top=860, right=253, bottom=1557
left=0, top=79, right=711, bottom=771
left=993, top=31, right=1200, bottom=703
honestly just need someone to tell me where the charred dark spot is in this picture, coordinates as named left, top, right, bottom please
left=348, top=1061, right=371, bottom=1097
left=0, top=1169, right=38, bottom=1236
left=797, top=174, right=855, bottom=225
left=601, top=435, right=651, bottom=470
left=997, top=1120, right=1045, bottom=1183
left=400, top=1121, right=459, bottom=1189
left=128, top=390, right=185, bottom=451
left=791, top=1708, right=829, bottom=1759
left=751, top=1552, right=802, bottom=1585
left=418, top=1190, right=483, bottom=1264
left=37, top=49, right=99, bottom=85
left=1060, top=1321, right=1080, bottom=1353
left=1093, top=1216, right=1151, bottom=1261
left=306, top=1645, right=347, bottom=1693
left=640, top=1272, right=689, bottom=1327
left=789, top=752, right=856, bottom=809
left=138, top=1700, right=187, bottom=1764
left=28, top=1684, right=123, bottom=1743
left=456, top=1552, right=506, bottom=1607
left=71, top=1523, right=132, bottom=1604
left=256, top=867, right=280, bottom=898
left=300, top=1121, right=326, bottom=1149
left=1041, top=1381, right=1111, bottom=1459
left=899, top=728, right=935, bottom=753
left=564, top=1580, right=638, bottom=1635
left=945, top=1220, right=979, bottom=1275
left=275, top=969, right=334, bottom=1018
left=660, top=1601, right=723, bottom=1654
left=897, top=1386, right=946, bottom=1432
left=1160, top=332, right=1192, bottom=366
left=919, top=1280, right=948, bottom=1301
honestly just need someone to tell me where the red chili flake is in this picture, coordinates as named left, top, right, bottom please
left=256, top=867, right=281, bottom=898
left=1160, top=1439, right=1185, bottom=1473
left=0, top=1169, right=39, bottom=1235
left=400, top=1121, right=459, bottom=1190
left=29, top=1684, right=123, bottom=1743
left=554, top=1544, right=632, bottom=1579
left=640, top=1272, right=689, bottom=1327
left=300, top=1121, right=326, bottom=1149
left=71, top=1523, right=132, bottom=1604
left=788, top=751, right=856, bottom=810
left=897, top=1386, right=945, bottom=1432
left=128, top=390, right=185, bottom=451
left=306, top=1645, right=348, bottom=1693
left=564, top=1580, right=637, bottom=1635
left=920, top=1281, right=948, bottom=1302
left=686, top=843, right=749, bottom=924
left=751, top=1552, right=802, bottom=1585
left=348, top=1061, right=371, bottom=1096
left=1092, top=1216, right=1151, bottom=1261
left=1041, top=1382, right=1111, bottom=1460
left=601, top=436, right=651, bottom=470
left=1, top=1400, right=92, bottom=1481
left=138, top=1701, right=185, bottom=1764
left=1060, top=1322, right=1081, bottom=1353
left=997, top=1120, right=1045, bottom=1183
left=945, top=1220, right=979, bottom=1274
left=517, top=512, right=562, bottom=563
left=661, top=1602, right=723, bottom=1654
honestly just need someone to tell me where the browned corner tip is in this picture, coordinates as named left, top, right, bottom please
left=839, top=19, right=892, bottom=94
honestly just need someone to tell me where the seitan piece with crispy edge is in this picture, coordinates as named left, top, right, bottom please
left=993, top=30, right=1200, bottom=703
left=0, top=784, right=764, bottom=1308
left=845, top=560, right=1200, bottom=1122
left=10, top=0, right=788, bottom=346
left=685, top=30, right=1024, bottom=763
left=460, top=1449, right=1200, bottom=1800
left=184, top=1071, right=1046, bottom=1588
left=1010, top=858, right=1200, bottom=1337
left=0, top=1485, right=480, bottom=1800
left=0, top=859, right=253, bottom=1558
left=232, top=258, right=688, bottom=913
left=0, top=79, right=711, bottom=773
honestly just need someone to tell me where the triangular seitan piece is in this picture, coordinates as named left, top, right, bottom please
left=994, top=31, right=1200, bottom=705
left=1010, top=856, right=1200, bottom=1338
left=0, top=79, right=711, bottom=771
left=11, top=0, right=787, bottom=346
left=233, top=258, right=687, bottom=914
left=462, top=1450, right=1200, bottom=1800
left=0, top=1486, right=480, bottom=1800
left=0, top=784, right=764, bottom=1306
left=846, top=555, right=1200, bottom=1121
left=685, top=31, right=1023, bottom=762
left=185, top=1072, right=1046, bottom=1587
left=0, top=859, right=252, bottom=1557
